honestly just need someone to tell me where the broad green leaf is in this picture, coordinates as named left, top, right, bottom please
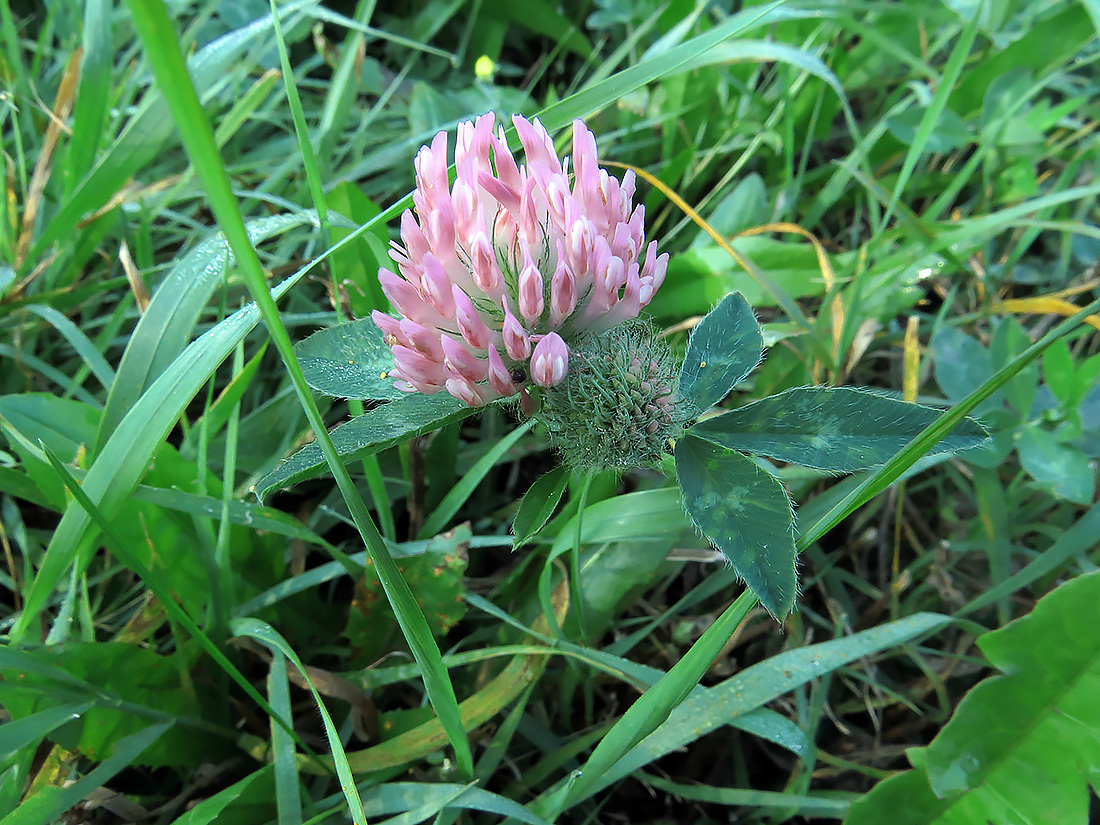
left=0, top=644, right=213, bottom=768
left=294, top=317, right=406, bottom=401
left=344, top=525, right=469, bottom=667
left=326, top=182, right=389, bottom=316
left=675, top=434, right=796, bottom=617
left=1016, top=426, right=1095, bottom=505
left=1041, top=338, right=1077, bottom=407
left=932, top=326, right=1001, bottom=411
left=512, top=466, right=569, bottom=548
left=253, top=393, right=472, bottom=501
left=990, top=316, right=1038, bottom=417
left=677, top=292, right=762, bottom=411
left=847, top=571, right=1100, bottom=825
left=689, top=387, right=989, bottom=472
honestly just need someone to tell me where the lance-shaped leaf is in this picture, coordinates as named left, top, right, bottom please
left=675, top=433, right=796, bottom=617
left=295, top=317, right=406, bottom=401
left=677, top=292, right=762, bottom=412
left=254, top=393, right=472, bottom=501
left=690, top=386, right=988, bottom=473
left=847, top=569, right=1100, bottom=825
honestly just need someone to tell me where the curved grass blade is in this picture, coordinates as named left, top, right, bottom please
left=23, top=304, right=114, bottom=391
left=555, top=612, right=948, bottom=810
left=96, top=212, right=318, bottom=450
left=232, top=619, right=365, bottom=825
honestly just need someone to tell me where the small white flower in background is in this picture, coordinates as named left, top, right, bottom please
left=372, top=113, right=668, bottom=411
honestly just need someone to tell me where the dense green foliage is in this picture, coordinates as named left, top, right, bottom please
left=1, top=1, right=1098, bottom=823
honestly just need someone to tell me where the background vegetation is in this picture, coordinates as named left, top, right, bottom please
left=1, top=1, right=1098, bottom=823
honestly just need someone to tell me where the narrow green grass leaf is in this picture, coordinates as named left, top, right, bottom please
left=64, top=0, right=112, bottom=188
left=235, top=619, right=364, bottom=825
left=0, top=702, right=92, bottom=757
left=642, top=774, right=851, bottom=818
left=96, top=212, right=317, bottom=450
left=253, top=393, right=473, bottom=501
left=267, top=0, right=330, bottom=244
left=25, top=0, right=318, bottom=267
left=352, top=782, right=554, bottom=825
left=536, top=2, right=815, bottom=130
left=125, top=0, right=474, bottom=777
left=677, top=40, right=859, bottom=140
left=690, top=387, right=989, bottom=472
left=959, top=501, right=1100, bottom=617
left=554, top=590, right=755, bottom=814
left=882, top=11, right=981, bottom=229
left=34, top=445, right=310, bottom=761
left=677, top=292, right=762, bottom=412
left=23, top=304, right=114, bottom=390
left=267, top=655, right=302, bottom=825
left=675, top=434, right=796, bottom=618
left=0, top=344, right=100, bottom=407
left=417, top=419, right=533, bottom=539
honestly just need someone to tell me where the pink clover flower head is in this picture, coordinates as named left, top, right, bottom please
left=372, top=113, right=669, bottom=408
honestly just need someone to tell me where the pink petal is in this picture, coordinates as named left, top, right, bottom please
left=471, top=232, right=503, bottom=294
left=420, top=253, right=456, bottom=317
left=512, top=115, right=558, bottom=174
left=530, top=332, right=569, bottom=387
left=393, top=344, right=446, bottom=389
left=518, top=253, right=544, bottom=323
left=399, top=318, right=444, bottom=360
left=441, top=336, right=489, bottom=383
left=378, top=268, right=434, bottom=325
left=549, top=258, right=577, bottom=327
left=446, top=376, right=488, bottom=408
left=486, top=344, right=517, bottom=396
left=501, top=300, right=531, bottom=361
left=371, top=311, right=403, bottom=343
left=452, top=285, right=492, bottom=350
left=477, top=170, right=521, bottom=213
